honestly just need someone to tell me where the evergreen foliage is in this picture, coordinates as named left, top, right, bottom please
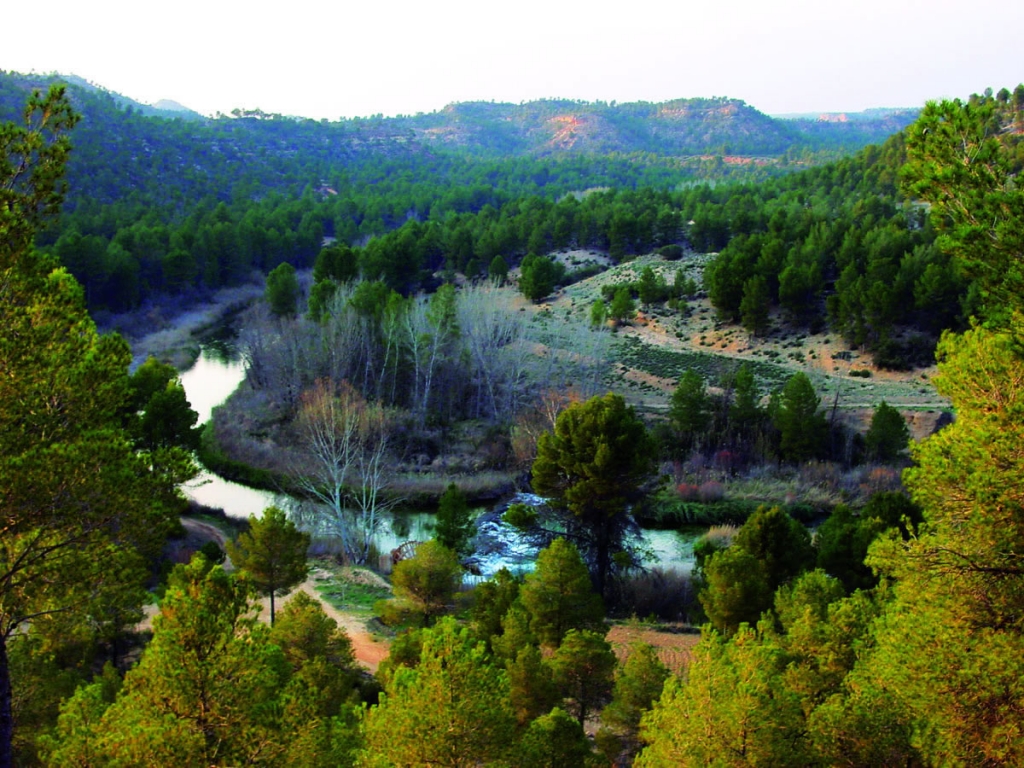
left=226, top=506, right=310, bottom=624
left=669, top=370, right=712, bottom=450
left=385, top=540, right=462, bottom=627
left=773, top=371, right=828, bottom=462
left=519, top=707, right=595, bottom=768
left=433, top=484, right=476, bottom=558
left=549, top=629, right=617, bottom=726
left=360, top=618, right=516, bottom=767
left=10, top=71, right=1024, bottom=767
left=532, top=394, right=655, bottom=597
left=601, top=642, right=670, bottom=759
left=700, top=506, right=814, bottom=633
left=609, top=285, right=637, bottom=323
left=519, top=539, right=604, bottom=648
left=265, top=261, right=300, bottom=317
left=44, top=558, right=362, bottom=766
left=0, top=85, right=189, bottom=763
left=864, top=400, right=911, bottom=461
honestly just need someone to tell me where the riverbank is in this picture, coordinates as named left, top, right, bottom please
left=203, top=377, right=521, bottom=509
left=109, top=283, right=264, bottom=370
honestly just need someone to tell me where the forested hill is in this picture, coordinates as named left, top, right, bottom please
left=0, top=70, right=926, bottom=325
left=0, top=71, right=917, bottom=208
left=385, top=98, right=918, bottom=157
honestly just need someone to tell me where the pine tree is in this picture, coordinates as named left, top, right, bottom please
left=773, top=372, right=827, bottom=462
left=266, top=261, right=299, bottom=317
left=226, top=506, right=310, bottom=624
left=864, top=400, right=910, bottom=462
left=519, top=707, right=594, bottom=767
left=549, top=629, right=617, bottom=726
left=865, top=328, right=1024, bottom=764
left=50, top=560, right=292, bottom=765
left=0, top=86, right=186, bottom=763
left=532, top=394, right=655, bottom=597
left=601, top=642, right=669, bottom=757
left=434, top=483, right=475, bottom=558
left=636, top=628, right=809, bottom=767
left=739, top=274, right=771, bottom=335
left=507, top=645, right=560, bottom=725
left=519, top=539, right=604, bottom=648
left=669, top=370, right=711, bottom=450
left=361, top=618, right=516, bottom=767
left=609, top=285, right=636, bottom=324
left=387, top=540, right=462, bottom=627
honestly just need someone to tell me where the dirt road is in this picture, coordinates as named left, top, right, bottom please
left=253, top=580, right=389, bottom=673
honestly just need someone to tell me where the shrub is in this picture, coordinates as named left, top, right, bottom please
left=612, top=568, right=696, bottom=621
left=676, top=483, right=700, bottom=502
left=697, top=481, right=725, bottom=503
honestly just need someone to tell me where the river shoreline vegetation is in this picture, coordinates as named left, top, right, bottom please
left=3, top=74, right=1024, bottom=765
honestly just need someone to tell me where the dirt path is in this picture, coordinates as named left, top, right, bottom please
left=138, top=584, right=388, bottom=674
left=253, top=580, right=389, bottom=673
left=142, top=519, right=390, bottom=672
left=138, top=577, right=390, bottom=673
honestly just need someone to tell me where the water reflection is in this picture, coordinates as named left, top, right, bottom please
left=178, top=344, right=246, bottom=426
left=177, top=340, right=699, bottom=575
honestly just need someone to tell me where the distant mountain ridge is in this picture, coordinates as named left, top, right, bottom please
left=383, top=97, right=918, bottom=157
left=16, top=72, right=204, bottom=120
left=1, top=70, right=917, bottom=160
left=0, top=69, right=921, bottom=216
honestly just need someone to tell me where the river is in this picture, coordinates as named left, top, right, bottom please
left=177, top=340, right=698, bottom=576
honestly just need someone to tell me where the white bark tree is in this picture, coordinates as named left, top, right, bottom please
left=291, top=379, right=398, bottom=564
left=457, top=284, right=532, bottom=421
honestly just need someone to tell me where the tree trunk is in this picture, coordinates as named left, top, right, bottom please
left=0, top=634, right=14, bottom=768
left=595, top=525, right=610, bottom=601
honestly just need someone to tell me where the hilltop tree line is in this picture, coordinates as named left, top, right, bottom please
left=5, top=70, right=1011, bottom=370
left=0, top=73, right=911, bottom=313
left=40, top=119, right=978, bottom=370
left=663, top=364, right=910, bottom=470
left=9, top=71, right=1021, bottom=372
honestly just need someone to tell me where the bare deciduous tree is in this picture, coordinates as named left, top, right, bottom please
left=458, top=284, right=532, bottom=421
left=291, top=378, right=398, bottom=564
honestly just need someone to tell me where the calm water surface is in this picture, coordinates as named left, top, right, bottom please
left=177, top=342, right=698, bottom=574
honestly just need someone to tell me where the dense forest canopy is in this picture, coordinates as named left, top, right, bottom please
left=0, top=71, right=920, bottom=319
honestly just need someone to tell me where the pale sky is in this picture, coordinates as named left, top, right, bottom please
left=4, top=0, right=1021, bottom=120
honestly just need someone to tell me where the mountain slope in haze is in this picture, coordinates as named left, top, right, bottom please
left=386, top=97, right=798, bottom=156
left=387, top=97, right=917, bottom=157
left=1, top=71, right=917, bottom=164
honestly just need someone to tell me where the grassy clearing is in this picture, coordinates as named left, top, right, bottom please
left=614, top=335, right=792, bottom=391
left=541, top=252, right=948, bottom=426
left=636, top=493, right=822, bottom=528
left=641, top=459, right=906, bottom=532
left=309, top=562, right=392, bottom=617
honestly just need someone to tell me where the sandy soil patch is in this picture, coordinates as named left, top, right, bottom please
left=254, top=580, right=390, bottom=673
left=533, top=251, right=948, bottom=439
